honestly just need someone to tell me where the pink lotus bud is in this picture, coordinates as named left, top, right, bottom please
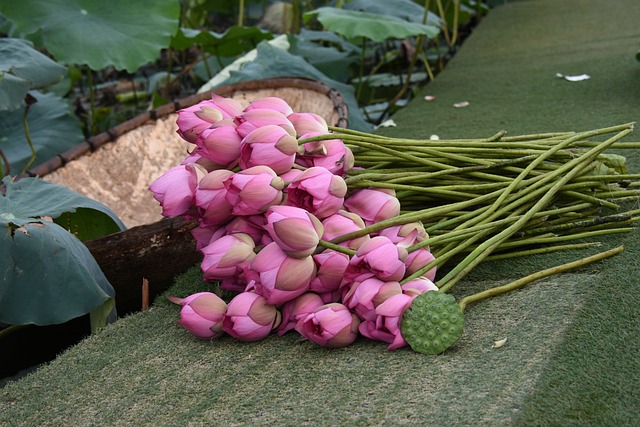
left=309, top=250, right=350, bottom=294
left=342, top=276, right=402, bottom=321
left=296, top=132, right=354, bottom=176
left=149, top=163, right=206, bottom=217
left=358, top=293, right=413, bottom=350
left=201, top=233, right=256, bottom=281
left=197, top=126, right=242, bottom=169
left=191, top=224, right=226, bottom=252
left=224, top=215, right=267, bottom=246
left=209, top=93, right=246, bottom=117
left=180, top=149, right=204, bottom=165
left=338, top=272, right=376, bottom=301
left=236, top=109, right=296, bottom=138
left=195, top=169, right=235, bottom=227
left=224, top=166, right=285, bottom=215
left=276, top=292, right=325, bottom=336
left=265, top=206, right=324, bottom=258
left=401, top=277, right=438, bottom=296
left=287, top=112, right=328, bottom=135
left=317, top=289, right=342, bottom=304
left=296, top=303, right=360, bottom=348
left=176, top=95, right=243, bottom=143
left=220, top=275, right=251, bottom=293
left=245, top=242, right=317, bottom=306
left=279, top=168, right=303, bottom=185
left=239, top=125, right=298, bottom=174
left=321, top=210, right=370, bottom=251
left=379, top=222, right=428, bottom=247
left=167, top=292, right=227, bottom=340
left=222, top=292, right=281, bottom=342
left=345, top=236, right=407, bottom=282
left=180, top=149, right=221, bottom=173
left=244, top=96, right=294, bottom=116
left=344, top=188, right=401, bottom=225
left=405, top=248, right=437, bottom=281
left=286, top=166, right=347, bottom=219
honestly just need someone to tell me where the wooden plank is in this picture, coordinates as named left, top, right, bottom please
left=84, top=217, right=202, bottom=315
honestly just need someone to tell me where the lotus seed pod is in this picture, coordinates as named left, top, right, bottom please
left=400, top=291, right=464, bottom=354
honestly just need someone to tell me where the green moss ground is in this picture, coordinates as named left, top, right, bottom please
left=2, top=0, right=639, bottom=425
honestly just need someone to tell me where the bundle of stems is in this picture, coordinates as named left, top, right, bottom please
left=301, top=123, right=639, bottom=296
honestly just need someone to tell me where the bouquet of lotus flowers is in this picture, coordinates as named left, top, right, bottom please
left=152, top=93, right=638, bottom=354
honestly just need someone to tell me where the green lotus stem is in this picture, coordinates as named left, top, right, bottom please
left=347, top=180, right=481, bottom=199
left=330, top=187, right=510, bottom=244
left=602, top=196, right=640, bottom=204
left=560, top=190, right=620, bottom=209
left=500, top=131, right=574, bottom=142
left=327, top=126, right=392, bottom=140
left=485, top=242, right=602, bottom=261
left=317, top=239, right=355, bottom=256
left=450, top=0, right=460, bottom=46
left=571, top=141, right=640, bottom=148
left=384, top=0, right=430, bottom=116
left=0, top=147, right=9, bottom=177
left=459, top=128, right=609, bottom=231
left=457, top=246, right=624, bottom=312
left=599, top=189, right=640, bottom=199
left=329, top=123, right=635, bottom=283
left=21, top=100, right=37, bottom=173
left=403, top=207, right=533, bottom=282
left=409, top=146, right=568, bottom=158
left=496, top=228, right=634, bottom=251
left=436, top=126, right=634, bottom=292
left=560, top=181, right=616, bottom=190
left=566, top=219, right=639, bottom=234
left=326, top=126, right=577, bottom=145
left=351, top=161, right=516, bottom=183
left=383, top=157, right=541, bottom=183
left=342, top=137, right=450, bottom=169
left=392, top=147, right=504, bottom=167
left=435, top=0, right=452, bottom=47
left=238, top=0, right=245, bottom=26
left=440, top=161, right=613, bottom=235
left=415, top=212, right=532, bottom=250
left=425, top=171, right=561, bottom=235
left=356, top=38, right=366, bottom=102
left=87, top=67, right=97, bottom=135
left=516, top=211, right=638, bottom=237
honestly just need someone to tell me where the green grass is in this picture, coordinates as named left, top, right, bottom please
left=0, top=266, right=602, bottom=426
left=2, top=0, right=640, bottom=425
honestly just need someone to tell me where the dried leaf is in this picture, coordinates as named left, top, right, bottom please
left=492, top=338, right=508, bottom=349
left=556, top=72, right=590, bottom=82
left=376, top=119, right=397, bottom=129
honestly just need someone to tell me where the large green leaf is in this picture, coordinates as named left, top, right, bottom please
left=0, top=91, right=84, bottom=174
left=0, top=38, right=66, bottom=111
left=0, top=220, right=115, bottom=325
left=0, top=176, right=126, bottom=232
left=0, top=0, right=180, bottom=72
left=288, top=32, right=359, bottom=83
left=343, top=0, right=443, bottom=27
left=219, top=42, right=372, bottom=131
left=304, top=7, right=440, bottom=43
left=171, top=26, right=273, bottom=57
left=0, top=73, right=30, bottom=113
